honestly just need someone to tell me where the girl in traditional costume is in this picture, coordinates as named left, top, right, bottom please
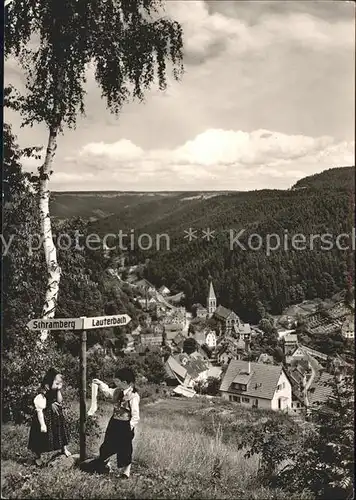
left=28, top=368, right=71, bottom=465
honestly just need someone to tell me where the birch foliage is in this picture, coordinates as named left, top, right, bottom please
left=5, top=0, right=184, bottom=341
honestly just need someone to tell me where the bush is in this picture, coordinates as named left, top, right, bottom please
left=2, top=340, right=70, bottom=424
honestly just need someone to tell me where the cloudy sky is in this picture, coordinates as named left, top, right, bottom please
left=5, top=0, right=355, bottom=191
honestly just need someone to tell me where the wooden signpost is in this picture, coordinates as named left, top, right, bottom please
left=27, top=313, right=132, bottom=462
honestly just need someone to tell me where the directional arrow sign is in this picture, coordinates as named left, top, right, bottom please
left=83, top=314, right=132, bottom=330
left=27, top=317, right=84, bottom=331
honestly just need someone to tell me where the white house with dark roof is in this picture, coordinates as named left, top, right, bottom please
left=214, top=305, right=241, bottom=334
left=341, top=315, right=354, bottom=339
left=282, top=333, right=298, bottom=355
left=165, top=353, right=212, bottom=388
left=220, top=360, right=292, bottom=411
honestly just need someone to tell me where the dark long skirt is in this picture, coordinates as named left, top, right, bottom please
left=28, top=405, right=70, bottom=455
left=99, top=418, right=134, bottom=468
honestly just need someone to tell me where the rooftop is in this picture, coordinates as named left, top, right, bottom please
left=241, top=323, right=251, bottom=334
left=284, top=333, right=298, bottom=343
left=175, top=353, right=210, bottom=380
left=308, top=372, right=333, bottom=406
left=166, top=355, right=186, bottom=380
left=172, top=332, right=185, bottom=345
left=257, top=353, right=274, bottom=364
left=220, top=360, right=283, bottom=400
left=135, top=278, right=155, bottom=289
left=214, top=305, right=234, bottom=320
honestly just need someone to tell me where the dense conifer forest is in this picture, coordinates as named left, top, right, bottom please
left=78, top=167, right=354, bottom=323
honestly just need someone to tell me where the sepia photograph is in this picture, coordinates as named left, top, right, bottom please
left=2, top=1, right=355, bottom=499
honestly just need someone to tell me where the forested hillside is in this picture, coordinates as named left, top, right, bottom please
left=49, top=168, right=355, bottom=324
left=50, top=192, right=183, bottom=221
left=292, top=166, right=354, bottom=190
left=86, top=180, right=354, bottom=323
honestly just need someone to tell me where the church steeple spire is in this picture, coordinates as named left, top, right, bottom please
left=207, top=281, right=217, bottom=317
left=208, top=281, right=216, bottom=301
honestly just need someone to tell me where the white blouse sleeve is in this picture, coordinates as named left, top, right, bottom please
left=34, top=394, right=46, bottom=411
left=100, top=382, right=116, bottom=400
left=130, top=393, right=140, bottom=430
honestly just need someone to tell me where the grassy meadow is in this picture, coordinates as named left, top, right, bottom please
left=1, top=397, right=312, bottom=499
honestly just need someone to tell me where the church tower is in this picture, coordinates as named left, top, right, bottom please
left=207, top=281, right=217, bottom=317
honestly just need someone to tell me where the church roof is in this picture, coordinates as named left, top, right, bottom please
left=208, top=281, right=216, bottom=301
left=215, top=305, right=235, bottom=320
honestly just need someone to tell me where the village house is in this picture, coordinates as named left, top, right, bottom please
left=140, top=329, right=163, bottom=347
left=131, top=324, right=142, bottom=336
left=214, top=336, right=246, bottom=365
left=193, top=342, right=212, bottom=360
left=288, top=358, right=309, bottom=388
left=193, top=329, right=217, bottom=349
left=277, top=315, right=297, bottom=330
left=165, top=351, right=221, bottom=392
left=282, top=333, right=298, bottom=356
left=257, top=353, right=274, bottom=364
left=163, top=310, right=186, bottom=330
left=307, top=371, right=333, bottom=410
left=216, top=334, right=249, bottom=362
left=164, top=323, right=183, bottom=342
left=195, top=303, right=208, bottom=319
left=165, top=353, right=210, bottom=388
left=220, top=360, right=292, bottom=411
left=144, top=315, right=153, bottom=326
left=194, top=281, right=252, bottom=338
left=286, top=358, right=311, bottom=412
left=341, top=315, right=354, bottom=339
left=277, top=328, right=297, bottom=340
left=134, top=278, right=156, bottom=293
left=158, top=285, right=170, bottom=296
left=217, top=348, right=234, bottom=365
left=214, top=305, right=241, bottom=334
left=283, top=344, right=335, bottom=412
left=205, top=330, right=217, bottom=348
left=237, top=322, right=252, bottom=340
left=172, top=332, right=185, bottom=351
left=286, top=344, right=327, bottom=365
left=137, top=296, right=157, bottom=310
left=124, top=333, right=135, bottom=353
left=151, top=321, right=164, bottom=335
left=192, top=329, right=205, bottom=344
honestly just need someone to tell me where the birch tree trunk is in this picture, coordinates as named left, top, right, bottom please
left=39, top=126, right=61, bottom=342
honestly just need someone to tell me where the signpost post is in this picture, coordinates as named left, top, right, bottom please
left=27, top=313, right=132, bottom=463
left=79, top=323, right=87, bottom=463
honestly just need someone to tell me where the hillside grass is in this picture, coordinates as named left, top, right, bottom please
left=1, top=397, right=313, bottom=499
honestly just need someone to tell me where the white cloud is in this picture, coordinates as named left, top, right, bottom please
left=80, top=139, right=144, bottom=160
left=52, top=128, right=353, bottom=190
left=165, top=1, right=354, bottom=63
left=5, top=0, right=354, bottom=193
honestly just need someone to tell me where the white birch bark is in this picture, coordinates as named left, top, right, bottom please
left=39, top=127, right=61, bottom=343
